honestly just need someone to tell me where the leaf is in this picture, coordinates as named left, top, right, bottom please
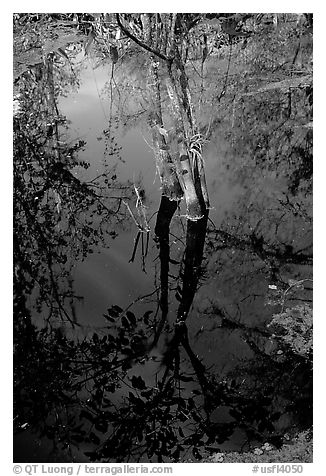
left=57, top=47, right=69, bottom=60
left=80, top=410, right=95, bottom=423
left=178, top=411, right=188, bottom=422
left=84, top=451, right=98, bottom=461
left=104, top=384, right=115, bottom=393
left=229, top=408, right=242, bottom=420
left=192, top=447, right=203, bottom=460
left=171, top=447, right=180, bottom=460
left=107, top=305, right=123, bottom=318
left=265, top=420, right=276, bottom=433
left=89, top=432, right=100, bottom=445
left=131, top=375, right=146, bottom=390
left=126, top=311, right=137, bottom=327
left=121, top=315, right=130, bottom=328
left=84, top=30, right=96, bottom=55
left=121, top=346, right=133, bottom=355
left=143, top=310, right=153, bottom=325
left=128, top=392, right=145, bottom=408
left=93, top=333, right=99, bottom=343
left=179, top=374, right=194, bottom=382
left=268, top=284, right=278, bottom=290
left=192, top=389, right=202, bottom=395
left=71, top=434, right=84, bottom=443
left=175, top=292, right=182, bottom=302
left=141, top=389, right=153, bottom=398
left=158, top=127, right=168, bottom=140
left=191, top=410, right=202, bottom=422
left=187, top=397, right=195, bottom=410
left=169, top=258, right=180, bottom=265
left=103, top=313, right=115, bottom=322
left=95, top=418, right=108, bottom=433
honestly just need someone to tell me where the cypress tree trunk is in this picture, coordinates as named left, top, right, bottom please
left=147, top=60, right=183, bottom=201
left=165, top=73, right=205, bottom=220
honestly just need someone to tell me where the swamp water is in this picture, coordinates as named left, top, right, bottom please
left=14, top=52, right=312, bottom=463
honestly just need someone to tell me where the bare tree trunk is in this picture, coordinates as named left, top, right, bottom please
left=173, top=49, right=210, bottom=210
left=116, top=14, right=210, bottom=217
left=45, top=58, right=61, bottom=161
left=147, top=60, right=183, bottom=200
left=177, top=139, right=204, bottom=219
left=165, top=73, right=205, bottom=220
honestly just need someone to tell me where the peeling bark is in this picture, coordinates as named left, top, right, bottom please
left=165, top=75, right=204, bottom=219
left=197, top=155, right=210, bottom=209
left=147, top=60, right=183, bottom=201
left=149, top=119, right=183, bottom=200
left=120, top=14, right=210, bottom=220
left=178, top=141, right=204, bottom=220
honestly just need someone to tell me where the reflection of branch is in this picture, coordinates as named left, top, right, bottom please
left=281, top=278, right=313, bottom=312
left=217, top=40, right=233, bottom=101
left=217, top=312, right=271, bottom=338
left=17, top=194, right=78, bottom=327
left=47, top=254, right=79, bottom=327
left=116, top=14, right=172, bottom=63
left=124, top=288, right=160, bottom=314
left=208, top=227, right=312, bottom=266
left=162, top=321, right=217, bottom=415
left=180, top=326, right=209, bottom=389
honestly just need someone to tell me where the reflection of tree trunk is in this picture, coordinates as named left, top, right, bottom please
left=159, top=208, right=212, bottom=410
left=162, top=319, right=217, bottom=415
left=45, top=57, right=61, bottom=161
left=177, top=211, right=209, bottom=320
left=179, top=325, right=209, bottom=386
left=152, top=196, right=178, bottom=346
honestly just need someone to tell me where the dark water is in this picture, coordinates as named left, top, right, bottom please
left=14, top=52, right=312, bottom=463
left=58, top=64, right=238, bottom=333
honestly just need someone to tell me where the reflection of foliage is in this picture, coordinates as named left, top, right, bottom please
left=206, top=430, right=312, bottom=463
left=202, top=15, right=313, bottom=330
left=199, top=18, right=313, bottom=319
left=14, top=13, right=313, bottom=464
left=13, top=13, right=86, bottom=85
left=14, top=291, right=313, bottom=462
left=14, top=26, right=129, bottom=325
left=265, top=278, right=313, bottom=361
left=205, top=15, right=312, bottom=216
left=269, top=305, right=312, bottom=359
